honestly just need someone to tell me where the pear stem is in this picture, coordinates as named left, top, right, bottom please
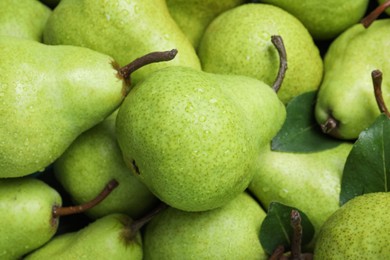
left=52, top=179, right=119, bottom=218
left=271, top=35, right=288, bottom=93
left=268, top=245, right=287, bottom=260
left=361, top=0, right=390, bottom=28
left=372, top=69, right=390, bottom=118
left=320, top=117, right=338, bottom=134
left=290, top=210, right=303, bottom=260
left=129, top=202, right=168, bottom=240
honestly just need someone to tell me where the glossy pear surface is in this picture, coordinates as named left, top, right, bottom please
left=143, top=192, right=267, bottom=260
left=116, top=66, right=285, bottom=212
left=315, top=19, right=390, bottom=140
left=198, top=3, right=323, bottom=104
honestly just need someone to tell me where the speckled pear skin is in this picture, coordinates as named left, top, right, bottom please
left=116, top=66, right=285, bottom=212
left=249, top=142, right=353, bottom=241
left=43, top=0, right=201, bottom=85
left=25, top=214, right=143, bottom=260
left=0, top=178, right=62, bottom=260
left=197, top=3, right=323, bottom=104
left=143, top=192, right=267, bottom=260
left=314, top=192, right=390, bottom=258
left=166, top=0, right=245, bottom=49
left=260, top=0, right=369, bottom=40
left=53, top=111, right=158, bottom=220
left=0, top=37, right=126, bottom=178
left=315, top=19, right=390, bottom=140
left=0, top=0, right=51, bottom=41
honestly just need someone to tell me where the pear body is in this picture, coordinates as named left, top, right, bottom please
left=0, top=178, right=62, bottom=259
left=198, top=3, right=323, bottom=104
left=166, top=0, right=245, bottom=48
left=0, top=36, right=125, bottom=178
left=0, top=0, right=51, bottom=41
left=249, top=142, right=353, bottom=239
left=116, top=66, right=285, bottom=212
left=314, top=192, right=390, bottom=258
left=260, top=0, right=369, bottom=40
left=143, top=192, right=267, bottom=260
left=315, top=19, right=390, bottom=140
left=25, top=213, right=143, bottom=260
left=54, top=111, right=158, bottom=220
left=43, top=0, right=201, bottom=84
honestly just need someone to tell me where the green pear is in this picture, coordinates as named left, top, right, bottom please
left=249, top=142, right=353, bottom=240
left=314, top=192, right=390, bottom=258
left=0, top=0, right=51, bottom=41
left=166, top=0, right=245, bottom=49
left=116, top=65, right=286, bottom=212
left=315, top=19, right=390, bottom=140
left=25, top=213, right=143, bottom=260
left=0, top=36, right=176, bottom=178
left=259, top=0, right=369, bottom=40
left=43, top=0, right=201, bottom=84
left=0, top=177, right=61, bottom=259
left=53, top=110, right=159, bottom=220
left=197, top=3, right=323, bottom=104
left=143, top=192, right=267, bottom=260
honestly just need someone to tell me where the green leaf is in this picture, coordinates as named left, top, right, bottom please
left=340, top=113, right=390, bottom=205
left=271, top=91, right=342, bottom=153
left=259, top=202, right=315, bottom=255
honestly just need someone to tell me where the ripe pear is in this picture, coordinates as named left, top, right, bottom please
left=43, top=0, right=201, bottom=84
left=249, top=142, right=353, bottom=240
left=197, top=3, right=323, bottom=104
left=315, top=19, right=390, bottom=140
left=0, top=177, right=61, bottom=259
left=259, top=0, right=369, bottom=40
left=25, top=213, right=143, bottom=260
left=116, top=65, right=286, bottom=212
left=0, top=0, right=51, bottom=41
left=143, top=192, right=267, bottom=259
left=53, top=110, right=159, bottom=220
left=0, top=36, right=176, bottom=178
left=314, top=192, right=390, bottom=258
left=166, top=0, right=245, bottom=49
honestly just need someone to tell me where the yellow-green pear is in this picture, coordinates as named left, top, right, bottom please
left=314, top=192, right=390, bottom=258
left=0, top=0, right=51, bottom=41
left=198, top=3, right=323, bottom=104
left=43, top=0, right=201, bottom=84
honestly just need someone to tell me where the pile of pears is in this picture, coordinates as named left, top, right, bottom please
left=1, top=0, right=390, bottom=259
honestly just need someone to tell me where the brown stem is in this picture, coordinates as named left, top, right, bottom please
left=372, top=69, right=390, bottom=117
left=52, top=179, right=119, bottom=218
left=290, top=210, right=302, bottom=260
left=268, top=245, right=287, bottom=260
left=129, top=202, right=168, bottom=240
left=361, top=0, right=390, bottom=28
left=320, top=116, right=338, bottom=134
left=271, top=35, right=288, bottom=93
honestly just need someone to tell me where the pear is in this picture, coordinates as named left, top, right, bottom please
left=259, top=0, right=369, bottom=40
left=115, top=64, right=286, bottom=212
left=314, top=192, right=390, bottom=258
left=0, top=177, right=117, bottom=259
left=166, top=0, right=245, bottom=49
left=315, top=19, right=390, bottom=140
left=0, top=36, right=176, bottom=178
left=53, top=110, right=159, bottom=220
left=143, top=192, right=267, bottom=260
left=25, top=213, right=143, bottom=260
left=0, top=0, right=51, bottom=41
left=249, top=142, right=353, bottom=240
left=43, top=0, right=201, bottom=84
left=197, top=3, right=323, bottom=104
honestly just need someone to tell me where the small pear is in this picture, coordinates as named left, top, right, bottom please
left=0, top=0, right=51, bottom=41
left=25, top=213, right=143, bottom=260
left=314, top=192, right=390, bottom=258
left=116, top=64, right=286, bottom=212
left=197, top=3, right=323, bottom=104
left=53, top=110, right=159, bottom=220
left=143, top=192, right=268, bottom=260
